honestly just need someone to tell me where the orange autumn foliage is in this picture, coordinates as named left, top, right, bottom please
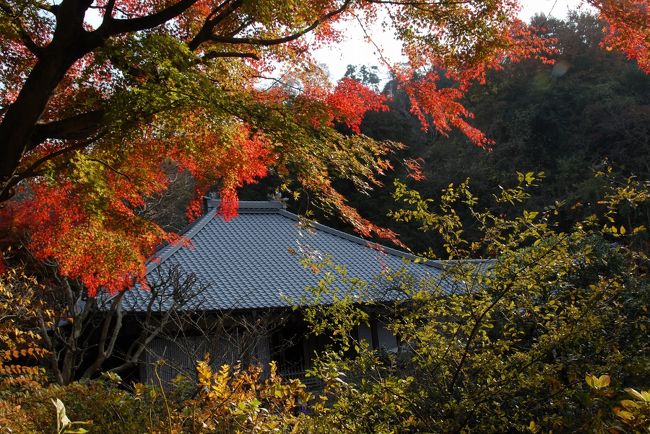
left=590, top=0, right=650, bottom=73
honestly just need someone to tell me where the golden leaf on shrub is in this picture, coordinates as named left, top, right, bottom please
left=625, top=388, right=650, bottom=402
left=586, top=374, right=611, bottom=389
left=613, top=407, right=635, bottom=422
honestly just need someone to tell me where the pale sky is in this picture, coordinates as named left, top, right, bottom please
left=313, top=0, right=590, bottom=83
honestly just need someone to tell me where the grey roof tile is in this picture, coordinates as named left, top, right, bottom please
left=122, top=201, right=447, bottom=312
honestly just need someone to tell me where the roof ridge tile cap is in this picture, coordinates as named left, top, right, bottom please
left=204, top=198, right=286, bottom=212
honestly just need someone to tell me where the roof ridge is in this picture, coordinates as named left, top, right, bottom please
left=204, top=198, right=286, bottom=213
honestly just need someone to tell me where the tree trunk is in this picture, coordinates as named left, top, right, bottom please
left=0, top=0, right=98, bottom=186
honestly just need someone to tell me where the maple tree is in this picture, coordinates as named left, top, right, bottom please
left=0, top=0, right=646, bottom=295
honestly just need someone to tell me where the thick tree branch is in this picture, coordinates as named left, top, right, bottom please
left=17, top=31, right=42, bottom=57
left=0, top=0, right=97, bottom=186
left=207, top=0, right=352, bottom=47
left=102, top=0, right=117, bottom=22
left=0, top=137, right=97, bottom=203
left=206, top=0, right=234, bottom=21
left=100, top=0, right=199, bottom=36
left=29, top=110, right=105, bottom=150
left=188, top=0, right=243, bottom=51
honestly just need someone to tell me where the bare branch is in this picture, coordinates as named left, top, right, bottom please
left=82, top=291, right=125, bottom=378
left=37, top=308, right=64, bottom=385
left=87, top=158, right=133, bottom=182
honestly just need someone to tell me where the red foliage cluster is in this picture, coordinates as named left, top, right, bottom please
left=395, top=16, right=555, bottom=149
left=402, top=72, right=494, bottom=148
left=404, top=158, right=425, bottom=182
left=291, top=78, right=387, bottom=133
left=170, top=120, right=272, bottom=221
left=2, top=118, right=271, bottom=295
left=592, top=0, right=650, bottom=73
left=3, top=182, right=164, bottom=296
left=326, top=78, right=388, bottom=133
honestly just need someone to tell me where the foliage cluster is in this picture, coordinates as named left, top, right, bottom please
left=0, top=2, right=649, bottom=433
left=1, top=362, right=310, bottom=433
left=2, top=375, right=163, bottom=433
left=0, top=0, right=562, bottom=295
left=0, top=259, right=52, bottom=390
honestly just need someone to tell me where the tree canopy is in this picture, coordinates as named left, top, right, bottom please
left=0, top=0, right=647, bottom=294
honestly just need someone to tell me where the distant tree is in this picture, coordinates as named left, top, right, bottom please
left=344, top=65, right=381, bottom=92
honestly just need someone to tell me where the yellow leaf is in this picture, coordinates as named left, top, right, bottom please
left=613, top=408, right=635, bottom=421
left=625, top=388, right=650, bottom=402
left=620, top=400, right=638, bottom=410
left=597, top=374, right=611, bottom=388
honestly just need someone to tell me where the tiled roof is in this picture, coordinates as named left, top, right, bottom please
left=121, top=200, right=447, bottom=312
